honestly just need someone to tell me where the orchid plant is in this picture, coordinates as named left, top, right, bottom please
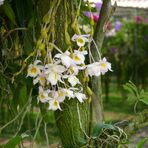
left=27, top=33, right=112, bottom=111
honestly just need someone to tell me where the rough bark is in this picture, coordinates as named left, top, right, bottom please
left=54, top=1, right=90, bottom=146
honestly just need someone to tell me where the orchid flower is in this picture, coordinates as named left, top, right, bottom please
left=33, top=72, right=46, bottom=86
left=72, top=34, right=90, bottom=47
left=27, top=60, right=43, bottom=78
left=37, top=87, right=51, bottom=103
left=72, top=50, right=88, bottom=65
left=54, top=51, right=74, bottom=68
left=45, top=63, right=66, bottom=85
left=48, top=99, right=62, bottom=111
left=86, top=57, right=112, bottom=76
left=98, top=57, right=112, bottom=75
left=86, top=62, right=101, bottom=77
left=48, top=90, right=65, bottom=111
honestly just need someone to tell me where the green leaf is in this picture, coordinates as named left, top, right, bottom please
left=140, top=99, right=148, bottom=106
left=123, top=84, right=135, bottom=98
left=92, top=123, right=116, bottom=139
left=2, top=0, right=17, bottom=25
left=3, top=136, right=22, bottom=148
left=136, top=138, right=148, bottom=148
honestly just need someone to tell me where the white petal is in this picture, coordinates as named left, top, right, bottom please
left=48, top=100, right=62, bottom=111
left=47, top=72, right=59, bottom=85
left=53, top=65, right=66, bottom=74
left=68, top=75, right=80, bottom=86
left=64, top=89, right=74, bottom=99
left=75, top=93, right=87, bottom=103
left=54, top=53, right=62, bottom=58
left=61, top=55, right=73, bottom=68
left=34, top=60, right=42, bottom=65
left=71, top=34, right=78, bottom=41
left=33, top=77, right=39, bottom=85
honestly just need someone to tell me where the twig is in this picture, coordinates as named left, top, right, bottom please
left=44, top=123, right=49, bottom=148
left=0, top=93, right=32, bottom=132
left=4, top=28, right=28, bottom=39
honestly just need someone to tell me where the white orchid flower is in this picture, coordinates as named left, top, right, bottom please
left=72, top=34, right=90, bottom=47
left=45, top=63, right=66, bottom=85
left=37, top=87, right=51, bottom=103
left=54, top=51, right=74, bottom=68
left=33, top=73, right=46, bottom=86
left=86, top=62, right=101, bottom=77
left=68, top=65, right=80, bottom=75
left=68, top=75, right=81, bottom=87
left=57, top=89, right=67, bottom=102
left=48, top=90, right=65, bottom=111
left=98, top=57, right=112, bottom=75
left=27, top=60, right=43, bottom=78
left=86, top=58, right=112, bottom=76
left=47, top=72, right=60, bottom=85
left=48, top=99, right=62, bottom=111
left=72, top=50, right=88, bottom=65
left=74, top=92, right=87, bottom=103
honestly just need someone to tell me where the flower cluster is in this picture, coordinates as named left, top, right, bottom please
left=27, top=34, right=112, bottom=111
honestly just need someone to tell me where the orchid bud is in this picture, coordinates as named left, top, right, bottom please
left=41, top=28, right=48, bottom=39
left=43, top=14, right=50, bottom=24
left=65, top=32, right=71, bottom=45
left=87, top=86, right=93, bottom=96
left=37, top=42, right=45, bottom=51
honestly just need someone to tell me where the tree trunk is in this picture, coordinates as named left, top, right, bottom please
left=53, top=1, right=90, bottom=147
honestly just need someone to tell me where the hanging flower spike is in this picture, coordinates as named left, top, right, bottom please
left=98, top=57, right=112, bottom=75
left=86, top=62, right=101, bottom=77
left=27, top=60, right=43, bottom=78
left=71, top=34, right=90, bottom=47
left=54, top=51, right=74, bottom=68
left=72, top=50, right=88, bottom=65
left=74, top=92, right=87, bottom=103
left=45, top=63, right=66, bottom=85
left=37, top=87, right=51, bottom=103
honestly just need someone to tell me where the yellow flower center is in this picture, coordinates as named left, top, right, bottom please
left=53, top=101, right=58, bottom=107
left=73, top=55, right=80, bottom=62
left=31, top=67, right=37, bottom=74
left=77, top=37, right=84, bottom=44
left=58, top=91, right=65, bottom=98
left=100, top=63, right=107, bottom=68
left=40, top=94, right=45, bottom=100
left=39, top=77, right=45, bottom=84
